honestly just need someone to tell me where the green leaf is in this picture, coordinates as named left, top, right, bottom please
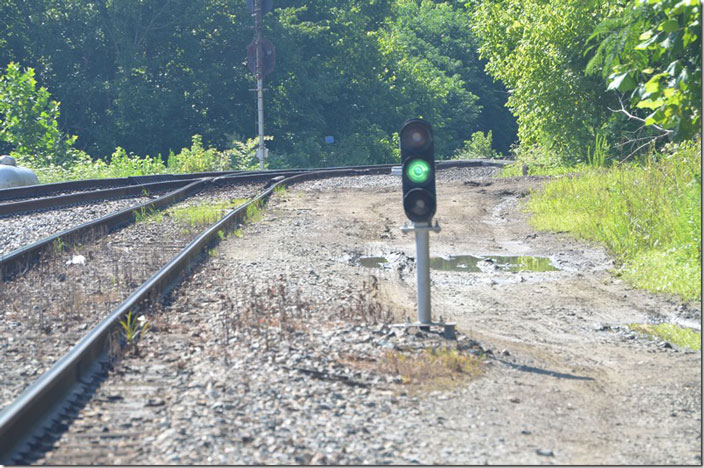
left=636, top=98, right=665, bottom=109
left=636, top=31, right=661, bottom=49
left=644, top=74, right=665, bottom=93
left=659, top=19, right=680, bottom=33
left=644, top=109, right=666, bottom=126
left=608, top=72, right=636, bottom=92
left=638, top=30, right=654, bottom=41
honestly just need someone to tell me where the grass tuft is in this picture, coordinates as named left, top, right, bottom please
left=629, top=323, right=701, bottom=350
left=380, top=346, right=483, bottom=386
left=168, top=199, right=247, bottom=227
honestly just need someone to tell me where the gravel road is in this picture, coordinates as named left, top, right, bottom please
left=23, top=168, right=702, bottom=464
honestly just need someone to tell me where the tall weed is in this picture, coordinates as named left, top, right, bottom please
left=528, top=139, right=701, bottom=300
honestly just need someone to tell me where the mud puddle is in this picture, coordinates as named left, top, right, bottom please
left=359, top=254, right=558, bottom=273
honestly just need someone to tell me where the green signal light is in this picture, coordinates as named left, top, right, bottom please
left=406, top=159, right=431, bottom=183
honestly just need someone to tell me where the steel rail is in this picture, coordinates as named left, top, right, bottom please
left=0, top=166, right=397, bottom=463
left=0, top=179, right=198, bottom=217
left=0, top=158, right=510, bottom=203
left=0, top=160, right=508, bottom=281
left=0, top=179, right=208, bottom=281
left=0, top=171, right=306, bottom=280
left=0, top=171, right=242, bottom=202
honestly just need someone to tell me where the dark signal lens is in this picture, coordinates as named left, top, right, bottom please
left=403, top=188, right=436, bottom=223
left=400, top=122, right=432, bottom=152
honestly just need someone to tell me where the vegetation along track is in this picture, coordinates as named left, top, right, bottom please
left=0, top=162, right=499, bottom=463
left=0, top=182, right=266, bottom=412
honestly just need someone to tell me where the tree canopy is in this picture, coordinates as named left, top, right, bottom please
left=1, top=0, right=699, bottom=170
left=0, top=0, right=516, bottom=167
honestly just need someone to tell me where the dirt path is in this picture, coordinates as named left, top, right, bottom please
left=230, top=170, right=701, bottom=464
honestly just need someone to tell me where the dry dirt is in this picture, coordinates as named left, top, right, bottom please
left=221, top=169, right=701, bottom=465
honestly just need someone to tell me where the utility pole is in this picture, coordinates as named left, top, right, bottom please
left=254, top=0, right=266, bottom=169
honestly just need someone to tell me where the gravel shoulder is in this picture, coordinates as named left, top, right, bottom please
left=33, top=168, right=701, bottom=465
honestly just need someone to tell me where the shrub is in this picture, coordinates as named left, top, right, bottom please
left=453, top=131, right=500, bottom=159
left=167, top=134, right=229, bottom=173
left=0, top=62, right=82, bottom=168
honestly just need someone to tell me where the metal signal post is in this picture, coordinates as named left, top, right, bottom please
left=395, top=119, right=455, bottom=338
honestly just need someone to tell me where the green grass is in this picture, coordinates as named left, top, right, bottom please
left=168, top=199, right=247, bottom=227
left=134, top=206, right=164, bottom=223
left=629, top=323, right=701, bottom=350
left=245, top=199, right=265, bottom=223
left=527, top=139, right=701, bottom=301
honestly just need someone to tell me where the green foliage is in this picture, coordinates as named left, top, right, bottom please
left=109, top=147, right=167, bottom=177
left=167, top=135, right=227, bottom=174
left=378, top=0, right=514, bottom=156
left=528, top=139, right=701, bottom=300
left=119, top=310, right=150, bottom=348
left=135, top=206, right=163, bottom=224
left=471, top=0, right=612, bottom=165
left=225, top=136, right=265, bottom=171
left=589, top=0, right=701, bottom=141
left=30, top=133, right=263, bottom=183
left=0, top=62, right=81, bottom=167
left=453, top=131, right=500, bottom=160
left=1, top=0, right=517, bottom=168
left=168, top=199, right=247, bottom=227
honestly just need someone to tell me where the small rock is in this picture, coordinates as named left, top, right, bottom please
left=66, top=255, right=86, bottom=266
left=536, top=449, right=554, bottom=457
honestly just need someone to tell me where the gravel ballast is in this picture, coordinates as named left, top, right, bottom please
left=0, top=183, right=263, bottom=413
left=0, top=196, right=154, bottom=256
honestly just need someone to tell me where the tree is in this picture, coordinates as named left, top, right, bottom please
left=0, top=62, right=78, bottom=167
left=587, top=0, right=701, bottom=155
left=470, top=0, right=614, bottom=165
left=379, top=0, right=516, bottom=156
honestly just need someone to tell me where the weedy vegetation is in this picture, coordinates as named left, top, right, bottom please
left=53, top=237, right=65, bottom=254
left=119, top=310, right=150, bottom=355
left=380, top=346, right=483, bottom=388
left=629, top=323, right=701, bottom=351
left=134, top=205, right=163, bottom=223
left=168, top=199, right=247, bottom=227
left=526, top=140, right=701, bottom=301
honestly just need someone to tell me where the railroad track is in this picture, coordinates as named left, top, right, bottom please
left=0, top=160, right=507, bottom=464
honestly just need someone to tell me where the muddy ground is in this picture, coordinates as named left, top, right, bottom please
left=232, top=169, right=701, bottom=464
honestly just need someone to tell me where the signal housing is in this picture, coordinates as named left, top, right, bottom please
left=400, top=119, right=436, bottom=223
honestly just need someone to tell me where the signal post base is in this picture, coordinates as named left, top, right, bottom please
left=390, top=322, right=457, bottom=340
